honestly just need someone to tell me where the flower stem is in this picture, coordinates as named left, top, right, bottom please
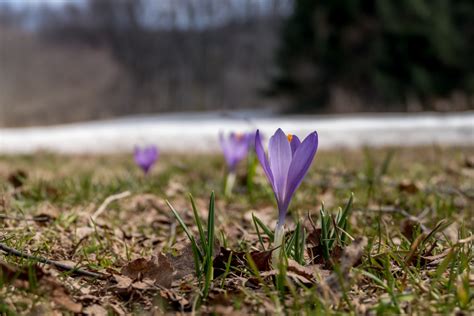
left=272, top=224, right=285, bottom=268
left=224, top=172, right=236, bottom=198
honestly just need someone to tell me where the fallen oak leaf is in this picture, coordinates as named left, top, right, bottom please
left=121, top=253, right=173, bottom=288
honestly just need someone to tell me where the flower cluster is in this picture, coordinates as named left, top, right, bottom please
left=134, top=128, right=318, bottom=255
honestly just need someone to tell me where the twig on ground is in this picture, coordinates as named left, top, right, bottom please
left=0, top=242, right=107, bottom=279
left=0, top=214, right=51, bottom=222
left=90, top=191, right=131, bottom=223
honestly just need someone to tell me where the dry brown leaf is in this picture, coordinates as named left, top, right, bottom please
left=401, top=218, right=421, bottom=241
left=7, top=169, right=27, bottom=188
left=286, top=259, right=329, bottom=282
left=34, top=202, right=60, bottom=220
left=249, top=249, right=273, bottom=271
left=121, top=253, right=173, bottom=288
left=0, top=260, right=36, bottom=284
left=51, top=287, right=83, bottom=314
left=464, top=156, right=474, bottom=168
left=83, top=304, right=108, bottom=316
left=167, top=240, right=220, bottom=279
left=159, top=288, right=191, bottom=310
left=421, top=248, right=451, bottom=264
left=338, top=237, right=367, bottom=270
left=443, top=222, right=460, bottom=243
left=76, top=226, right=95, bottom=239
left=259, top=269, right=313, bottom=284
left=113, top=274, right=133, bottom=289
left=165, top=245, right=196, bottom=279
left=132, top=280, right=154, bottom=290
left=108, top=303, right=127, bottom=316
left=214, top=247, right=274, bottom=275
left=318, top=237, right=368, bottom=302
left=398, top=180, right=420, bottom=194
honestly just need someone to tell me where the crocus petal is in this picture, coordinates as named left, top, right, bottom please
left=255, top=130, right=275, bottom=191
left=282, top=131, right=319, bottom=211
left=268, top=128, right=292, bottom=203
left=290, top=135, right=301, bottom=156
left=147, top=147, right=158, bottom=160
left=219, top=133, right=234, bottom=169
left=234, top=137, right=250, bottom=161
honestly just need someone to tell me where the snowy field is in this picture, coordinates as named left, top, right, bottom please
left=0, top=111, right=473, bottom=154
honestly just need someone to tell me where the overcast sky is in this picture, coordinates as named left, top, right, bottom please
left=1, top=0, right=291, bottom=30
left=0, top=0, right=83, bottom=8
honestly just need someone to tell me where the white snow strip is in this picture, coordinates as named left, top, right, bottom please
left=0, top=111, right=473, bottom=154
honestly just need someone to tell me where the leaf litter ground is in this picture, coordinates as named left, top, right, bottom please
left=0, top=146, right=473, bottom=315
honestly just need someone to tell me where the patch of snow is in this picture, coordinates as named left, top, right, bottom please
left=0, top=111, right=472, bottom=154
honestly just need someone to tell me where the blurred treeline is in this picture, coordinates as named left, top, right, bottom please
left=272, top=0, right=474, bottom=112
left=0, top=0, right=472, bottom=127
left=0, top=0, right=289, bottom=126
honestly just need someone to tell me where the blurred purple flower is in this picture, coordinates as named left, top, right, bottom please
left=134, top=145, right=159, bottom=174
left=219, top=132, right=252, bottom=171
left=255, top=128, right=318, bottom=228
left=246, top=130, right=259, bottom=150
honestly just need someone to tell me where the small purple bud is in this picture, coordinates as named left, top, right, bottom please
left=219, top=131, right=252, bottom=171
left=134, top=145, right=159, bottom=174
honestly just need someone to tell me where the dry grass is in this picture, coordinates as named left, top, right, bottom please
left=0, top=146, right=473, bottom=314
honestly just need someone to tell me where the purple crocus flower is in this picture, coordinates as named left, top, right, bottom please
left=134, top=145, right=159, bottom=174
left=255, top=128, right=318, bottom=229
left=219, top=132, right=252, bottom=172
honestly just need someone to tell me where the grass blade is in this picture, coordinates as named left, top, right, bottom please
left=189, top=193, right=206, bottom=248
left=253, top=215, right=274, bottom=241
left=207, top=191, right=215, bottom=258
left=167, top=200, right=193, bottom=240
left=203, top=191, right=216, bottom=298
left=252, top=213, right=266, bottom=250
